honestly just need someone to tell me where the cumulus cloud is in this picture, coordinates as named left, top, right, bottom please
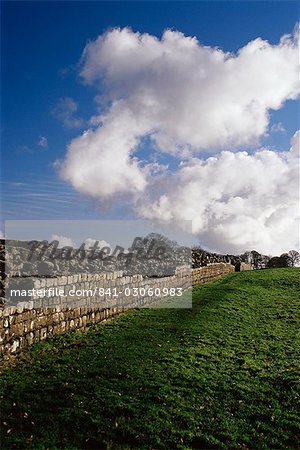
left=58, top=26, right=300, bottom=254
left=59, top=105, right=149, bottom=199
left=52, top=97, right=83, bottom=129
left=137, top=132, right=299, bottom=255
left=79, top=26, right=299, bottom=153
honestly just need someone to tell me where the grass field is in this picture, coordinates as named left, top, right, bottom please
left=0, top=268, right=299, bottom=449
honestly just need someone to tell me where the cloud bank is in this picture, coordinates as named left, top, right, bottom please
left=138, top=133, right=299, bottom=255
left=58, top=27, right=300, bottom=254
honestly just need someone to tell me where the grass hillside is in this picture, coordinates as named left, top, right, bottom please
left=0, top=268, right=299, bottom=449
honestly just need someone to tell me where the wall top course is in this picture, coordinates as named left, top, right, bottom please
left=2, top=263, right=237, bottom=317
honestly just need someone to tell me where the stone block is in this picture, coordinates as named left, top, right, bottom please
left=11, top=339, right=20, bottom=353
left=40, top=328, right=48, bottom=340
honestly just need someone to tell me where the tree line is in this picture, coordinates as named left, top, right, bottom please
left=192, top=248, right=300, bottom=270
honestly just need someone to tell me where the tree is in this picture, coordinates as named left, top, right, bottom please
left=287, top=250, right=300, bottom=267
left=267, top=254, right=289, bottom=268
left=279, top=253, right=290, bottom=267
left=249, top=250, right=269, bottom=269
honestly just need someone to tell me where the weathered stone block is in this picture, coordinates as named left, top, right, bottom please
left=11, top=339, right=20, bottom=353
left=40, top=328, right=48, bottom=340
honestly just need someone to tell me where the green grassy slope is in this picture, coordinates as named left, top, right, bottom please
left=0, top=268, right=299, bottom=449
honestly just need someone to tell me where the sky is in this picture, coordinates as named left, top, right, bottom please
left=1, top=1, right=299, bottom=255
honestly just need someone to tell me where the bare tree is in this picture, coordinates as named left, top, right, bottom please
left=287, top=250, right=300, bottom=267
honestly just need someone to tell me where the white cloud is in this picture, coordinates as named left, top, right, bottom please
left=271, top=122, right=286, bottom=134
left=51, top=234, right=75, bottom=248
left=79, top=26, right=299, bottom=153
left=37, top=136, right=48, bottom=148
left=58, top=26, right=300, bottom=254
left=84, top=238, right=111, bottom=250
left=50, top=236, right=111, bottom=250
left=290, top=129, right=300, bottom=157
left=58, top=105, right=150, bottom=199
left=137, top=132, right=300, bottom=255
left=52, top=97, right=83, bottom=129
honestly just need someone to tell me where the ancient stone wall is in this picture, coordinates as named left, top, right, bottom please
left=5, top=267, right=191, bottom=309
left=0, top=263, right=236, bottom=359
left=192, top=262, right=235, bottom=284
left=240, top=262, right=252, bottom=271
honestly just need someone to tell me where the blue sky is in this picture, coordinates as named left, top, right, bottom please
left=1, top=1, right=299, bottom=253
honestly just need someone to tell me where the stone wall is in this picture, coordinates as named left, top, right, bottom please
left=240, top=262, right=252, bottom=271
left=192, top=262, right=235, bottom=284
left=0, top=263, right=236, bottom=359
left=5, top=266, right=191, bottom=309
left=0, top=305, right=125, bottom=356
